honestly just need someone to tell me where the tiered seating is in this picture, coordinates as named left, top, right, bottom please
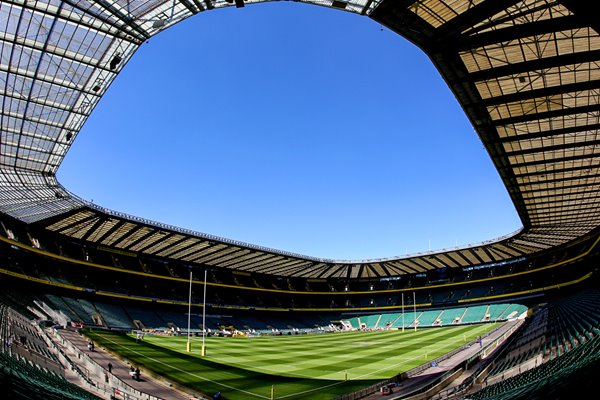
left=76, top=299, right=100, bottom=325
left=232, top=315, right=270, bottom=331
left=8, top=311, right=60, bottom=365
left=283, top=315, right=316, bottom=330
left=473, top=289, right=600, bottom=398
left=378, top=312, right=401, bottom=328
left=487, top=304, right=511, bottom=321
left=156, top=310, right=196, bottom=331
left=360, top=314, right=380, bottom=329
left=390, top=312, right=413, bottom=328
left=60, top=298, right=95, bottom=325
left=544, top=289, right=600, bottom=359
left=93, top=302, right=134, bottom=330
left=195, top=315, right=223, bottom=331
left=0, top=300, right=99, bottom=400
left=346, top=316, right=361, bottom=330
left=438, top=307, right=465, bottom=325
left=0, top=289, right=37, bottom=319
left=313, top=314, right=339, bottom=327
left=340, top=303, right=526, bottom=331
left=468, top=328, right=600, bottom=400
left=260, top=316, right=291, bottom=330
left=43, top=295, right=79, bottom=323
left=414, top=310, right=435, bottom=327
left=125, top=307, right=167, bottom=330
left=0, top=352, right=100, bottom=400
left=499, top=304, right=526, bottom=320
left=462, top=305, right=489, bottom=323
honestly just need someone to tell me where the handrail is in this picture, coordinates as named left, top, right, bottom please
left=52, top=328, right=172, bottom=400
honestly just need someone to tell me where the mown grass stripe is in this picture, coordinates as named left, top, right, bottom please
left=165, top=324, right=494, bottom=379
left=86, top=323, right=497, bottom=399
left=86, top=330, right=378, bottom=400
left=91, top=331, right=271, bottom=399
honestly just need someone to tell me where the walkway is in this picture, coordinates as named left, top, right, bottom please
left=56, top=328, right=202, bottom=400
left=361, top=319, right=523, bottom=399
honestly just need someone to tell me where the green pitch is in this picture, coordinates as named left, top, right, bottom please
left=85, top=323, right=497, bottom=399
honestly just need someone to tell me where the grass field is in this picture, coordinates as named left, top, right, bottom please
left=86, top=323, right=497, bottom=399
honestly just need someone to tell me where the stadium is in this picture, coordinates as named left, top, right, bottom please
left=1, top=0, right=600, bottom=399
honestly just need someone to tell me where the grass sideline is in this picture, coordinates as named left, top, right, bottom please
left=85, top=323, right=497, bottom=399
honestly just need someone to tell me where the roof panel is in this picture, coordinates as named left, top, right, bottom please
left=158, top=239, right=206, bottom=258
left=135, top=233, right=185, bottom=254
left=2, top=0, right=600, bottom=278
left=410, top=0, right=486, bottom=28
left=467, top=1, right=572, bottom=36
left=100, top=221, right=137, bottom=246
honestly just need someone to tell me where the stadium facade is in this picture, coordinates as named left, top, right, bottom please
left=2, top=1, right=600, bottom=399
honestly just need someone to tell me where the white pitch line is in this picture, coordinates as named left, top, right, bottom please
left=156, top=340, right=329, bottom=381
left=279, top=326, right=494, bottom=398
left=352, top=324, right=493, bottom=380
left=113, top=324, right=494, bottom=400
left=275, top=349, right=431, bottom=399
left=96, top=333, right=271, bottom=399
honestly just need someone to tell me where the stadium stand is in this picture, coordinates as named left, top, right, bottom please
left=340, top=305, right=526, bottom=332
left=92, top=303, right=135, bottom=331
left=3, top=1, right=600, bottom=399
left=461, top=289, right=600, bottom=400
left=461, top=305, right=489, bottom=324
left=0, top=302, right=101, bottom=400
left=1, top=237, right=598, bottom=399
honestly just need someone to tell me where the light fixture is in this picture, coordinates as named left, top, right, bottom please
left=152, top=19, right=166, bottom=28
left=226, top=0, right=245, bottom=8
left=109, top=54, right=122, bottom=70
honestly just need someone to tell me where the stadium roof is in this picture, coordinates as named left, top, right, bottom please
left=1, top=0, right=600, bottom=279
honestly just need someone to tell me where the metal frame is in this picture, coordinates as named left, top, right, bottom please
left=2, top=0, right=599, bottom=278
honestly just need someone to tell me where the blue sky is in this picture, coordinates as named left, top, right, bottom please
left=58, top=2, right=522, bottom=261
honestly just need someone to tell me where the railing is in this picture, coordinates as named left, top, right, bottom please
left=76, top=185, right=525, bottom=265
left=334, top=320, right=524, bottom=400
left=11, top=344, right=64, bottom=377
left=51, top=328, right=170, bottom=400
left=431, top=320, right=526, bottom=399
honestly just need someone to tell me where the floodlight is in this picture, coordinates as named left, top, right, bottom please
left=227, top=0, right=245, bottom=8
left=153, top=19, right=166, bottom=28
left=109, top=54, right=122, bottom=70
